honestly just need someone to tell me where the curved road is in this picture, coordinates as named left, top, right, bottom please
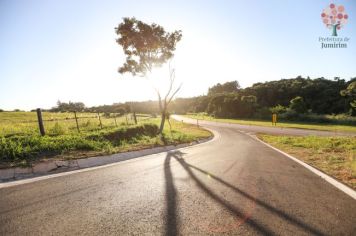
left=0, top=118, right=355, bottom=235
left=177, top=115, right=355, bottom=137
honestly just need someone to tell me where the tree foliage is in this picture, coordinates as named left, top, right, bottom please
left=51, top=101, right=85, bottom=112
left=270, top=105, right=287, bottom=114
left=170, top=76, right=355, bottom=119
left=340, top=81, right=356, bottom=107
left=289, top=96, right=307, bottom=114
left=116, top=17, right=182, bottom=76
left=208, top=81, right=240, bottom=95
left=115, top=17, right=182, bottom=134
left=206, top=93, right=256, bottom=118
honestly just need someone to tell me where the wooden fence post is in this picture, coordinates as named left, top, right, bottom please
left=74, top=111, right=80, bottom=133
left=97, top=112, right=103, bottom=129
left=36, top=108, right=45, bottom=136
left=133, top=112, right=137, bottom=124
left=114, top=116, right=118, bottom=127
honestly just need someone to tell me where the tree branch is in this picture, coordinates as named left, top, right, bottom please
left=167, top=82, right=183, bottom=106
left=164, top=65, right=175, bottom=102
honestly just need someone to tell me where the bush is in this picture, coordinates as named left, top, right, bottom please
left=270, top=104, right=287, bottom=114
left=279, top=109, right=299, bottom=120
left=0, top=134, right=109, bottom=162
left=49, top=122, right=66, bottom=136
left=87, top=124, right=159, bottom=143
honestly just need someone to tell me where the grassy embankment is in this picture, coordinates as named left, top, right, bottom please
left=186, top=113, right=356, bottom=133
left=0, top=112, right=211, bottom=168
left=259, top=134, right=356, bottom=190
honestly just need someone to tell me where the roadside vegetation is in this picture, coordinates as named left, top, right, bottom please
left=0, top=111, right=133, bottom=136
left=0, top=113, right=211, bottom=168
left=258, top=134, right=356, bottom=190
left=186, top=113, right=356, bottom=133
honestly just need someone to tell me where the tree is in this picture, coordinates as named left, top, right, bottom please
left=208, top=81, right=240, bottom=95
left=340, top=81, right=356, bottom=115
left=240, top=95, right=257, bottom=118
left=115, top=107, right=126, bottom=116
left=54, top=101, right=85, bottom=112
left=270, top=104, right=287, bottom=114
left=321, top=4, right=348, bottom=37
left=289, top=96, right=307, bottom=114
left=115, top=17, right=182, bottom=134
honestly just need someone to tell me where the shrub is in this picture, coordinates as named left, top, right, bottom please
left=279, top=109, right=299, bottom=120
left=0, top=134, right=109, bottom=162
left=49, top=122, right=66, bottom=136
left=87, top=124, right=159, bottom=143
left=270, top=104, right=287, bottom=114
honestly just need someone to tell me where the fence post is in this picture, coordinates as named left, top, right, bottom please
left=125, top=115, right=128, bottom=125
left=97, top=112, right=103, bottom=129
left=36, top=108, right=45, bottom=136
left=114, top=116, right=118, bottom=127
left=74, top=111, right=80, bottom=133
left=133, top=112, right=137, bottom=124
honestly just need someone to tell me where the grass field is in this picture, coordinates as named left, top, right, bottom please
left=0, top=112, right=212, bottom=168
left=258, top=134, right=356, bottom=190
left=185, top=113, right=356, bottom=133
left=0, top=111, right=143, bottom=136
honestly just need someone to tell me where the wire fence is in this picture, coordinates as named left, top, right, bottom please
left=0, top=111, right=153, bottom=136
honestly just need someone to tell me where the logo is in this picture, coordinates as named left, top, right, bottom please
left=319, top=3, right=350, bottom=49
left=321, top=3, right=348, bottom=37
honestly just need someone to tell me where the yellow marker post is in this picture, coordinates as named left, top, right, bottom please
left=272, top=113, right=277, bottom=126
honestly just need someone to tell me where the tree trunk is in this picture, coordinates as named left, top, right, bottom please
left=332, top=24, right=338, bottom=37
left=159, top=109, right=166, bottom=134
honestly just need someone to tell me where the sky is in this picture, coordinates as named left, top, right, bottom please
left=1, top=0, right=356, bottom=111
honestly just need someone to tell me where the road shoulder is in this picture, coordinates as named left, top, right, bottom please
left=249, top=133, right=356, bottom=200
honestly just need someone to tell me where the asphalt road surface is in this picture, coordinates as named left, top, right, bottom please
left=176, top=115, right=355, bottom=137
left=0, top=117, right=355, bottom=235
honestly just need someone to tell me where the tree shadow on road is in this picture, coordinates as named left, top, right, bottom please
left=164, top=151, right=179, bottom=236
left=164, top=150, right=324, bottom=236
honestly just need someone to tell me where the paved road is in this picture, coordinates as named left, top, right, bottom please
left=1, top=119, right=355, bottom=235
left=176, top=115, right=355, bottom=137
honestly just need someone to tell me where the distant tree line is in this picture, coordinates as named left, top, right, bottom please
left=9, top=76, right=355, bottom=122
left=46, top=100, right=158, bottom=116
left=50, top=101, right=86, bottom=112
left=169, top=76, right=356, bottom=119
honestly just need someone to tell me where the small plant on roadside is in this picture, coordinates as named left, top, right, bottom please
left=49, top=122, right=66, bottom=136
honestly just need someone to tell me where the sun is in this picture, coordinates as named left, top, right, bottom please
left=148, top=65, right=178, bottom=98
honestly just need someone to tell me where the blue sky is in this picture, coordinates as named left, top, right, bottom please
left=1, top=0, right=355, bottom=110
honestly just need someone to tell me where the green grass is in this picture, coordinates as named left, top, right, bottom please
left=0, top=115, right=211, bottom=168
left=0, top=111, right=146, bottom=136
left=258, top=134, right=356, bottom=190
left=185, top=113, right=356, bottom=133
